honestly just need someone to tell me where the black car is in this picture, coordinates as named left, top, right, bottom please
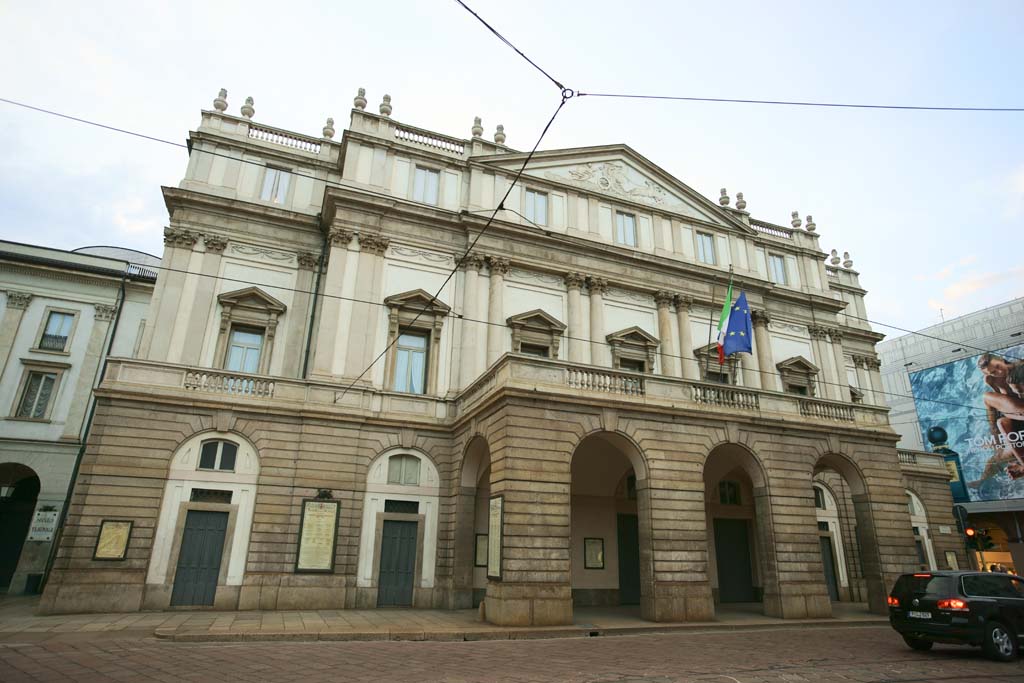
left=889, top=570, right=1024, bottom=661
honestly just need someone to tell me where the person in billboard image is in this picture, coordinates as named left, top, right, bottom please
left=971, top=358, right=1024, bottom=486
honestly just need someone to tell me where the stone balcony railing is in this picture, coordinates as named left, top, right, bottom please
left=100, top=355, right=892, bottom=431
left=896, top=449, right=949, bottom=476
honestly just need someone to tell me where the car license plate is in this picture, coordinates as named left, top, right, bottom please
left=908, top=610, right=931, bottom=619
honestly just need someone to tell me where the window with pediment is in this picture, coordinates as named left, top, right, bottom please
left=382, top=289, right=450, bottom=396
left=507, top=309, right=566, bottom=360
left=694, top=342, right=738, bottom=384
left=776, top=356, right=820, bottom=397
left=213, top=287, right=287, bottom=375
left=606, top=326, right=659, bottom=373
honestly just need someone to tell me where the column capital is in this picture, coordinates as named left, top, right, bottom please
left=863, top=356, right=881, bottom=370
left=358, top=234, right=390, bottom=255
left=163, top=227, right=199, bottom=249
left=487, top=256, right=510, bottom=276
left=297, top=252, right=320, bottom=270
left=587, top=276, right=608, bottom=294
left=94, top=303, right=117, bottom=322
left=6, top=291, right=32, bottom=310
left=751, top=309, right=771, bottom=327
left=654, top=290, right=674, bottom=308
left=807, top=324, right=830, bottom=340
left=827, top=327, right=844, bottom=343
left=462, top=253, right=487, bottom=271
left=203, top=233, right=228, bottom=253
left=328, top=228, right=354, bottom=247
left=564, top=272, right=586, bottom=290
left=673, top=293, right=693, bottom=311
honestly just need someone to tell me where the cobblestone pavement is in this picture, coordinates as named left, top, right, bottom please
left=2, top=625, right=1024, bottom=683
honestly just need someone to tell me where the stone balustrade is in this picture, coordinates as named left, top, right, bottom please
left=394, top=124, right=466, bottom=156
left=247, top=123, right=323, bottom=154
left=100, top=354, right=892, bottom=431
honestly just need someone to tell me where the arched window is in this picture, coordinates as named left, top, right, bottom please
left=387, top=454, right=421, bottom=486
left=718, top=480, right=741, bottom=505
left=813, top=486, right=826, bottom=509
left=197, top=440, right=238, bottom=472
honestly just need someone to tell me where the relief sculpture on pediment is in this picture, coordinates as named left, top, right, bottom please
left=546, top=161, right=676, bottom=209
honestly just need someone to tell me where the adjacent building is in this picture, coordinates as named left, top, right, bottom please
left=39, top=88, right=961, bottom=624
left=879, top=297, right=1024, bottom=572
left=0, top=242, right=156, bottom=595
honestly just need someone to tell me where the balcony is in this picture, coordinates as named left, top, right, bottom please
left=897, top=449, right=950, bottom=477
left=100, top=355, right=892, bottom=432
left=38, top=334, right=68, bottom=351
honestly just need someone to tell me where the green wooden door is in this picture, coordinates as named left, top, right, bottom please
left=378, top=520, right=417, bottom=606
left=714, top=518, right=755, bottom=603
left=820, top=535, right=840, bottom=601
left=617, top=514, right=641, bottom=605
left=170, top=510, right=228, bottom=606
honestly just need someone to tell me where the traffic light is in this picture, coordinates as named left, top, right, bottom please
left=964, top=527, right=995, bottom=551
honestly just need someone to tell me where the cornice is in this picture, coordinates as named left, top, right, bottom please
left=188, top=129, right=338, bottom=172
left=162, top=186, right=321, bottom=235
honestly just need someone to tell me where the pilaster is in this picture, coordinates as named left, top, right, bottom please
left=752, top=310, right=777, bottom=391
left=344, top=233, right=389, bottom=380
left=459, top=254, right=486, bottom=388
left=62, top=303, right=116, bottom=440
left=313, top=229, right=353, bottom=377
left=0, top=291, right=32, bottom=377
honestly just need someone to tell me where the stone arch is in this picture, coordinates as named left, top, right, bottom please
left=905, top=488, right=936, bottom=570
left=145, top=429, right=260, bottom=609
left=453, top=434, right=493, bottom=608
left=574, top=428, right=649, bottom=482
left=0, top=463, right=42, bottom=594
left=811, top=479, right=853, bottom=602
left=356, top=446, right=440, bottom=608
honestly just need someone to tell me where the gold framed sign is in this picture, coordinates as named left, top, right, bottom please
left=295, top=499, right=340, bottom=573
left=475, top=534, right=488, bottom=568
left=487, top=495, right=503, bottom=580
left=93, top=520, right=132, bottom=561
left=584, top=537, right=605, bottom=569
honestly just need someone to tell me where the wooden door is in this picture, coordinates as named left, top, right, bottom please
left=170, top=510, right=228, bottom=606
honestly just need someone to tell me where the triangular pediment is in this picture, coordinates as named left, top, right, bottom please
left=218, top=286, right=286, bottom=313
left=384, top=288, right=451, bottom=314
left=506, top=308, right=566, bottom=332
left=606, top=325, right=660, bottom=347
left=474, top=145, right=754, bottom=235
left=776, top=355, right=820, bottom=374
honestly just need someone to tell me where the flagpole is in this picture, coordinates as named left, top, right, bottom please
left=706, top=266, right=734, bottom=383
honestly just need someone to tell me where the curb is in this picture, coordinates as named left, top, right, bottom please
left=153, top=617, right=888, bottom=643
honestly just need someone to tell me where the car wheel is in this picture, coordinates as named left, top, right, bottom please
left=902, top=635, right=934, bottom=651
left=983, top=621, right=1018, bottom=661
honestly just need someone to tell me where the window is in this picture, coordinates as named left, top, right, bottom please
left=914, top=540, right=927, bottom=565
left=619, top=357, right=646, bottom=373
left=15, top=371, right=57, bottom=419
left=413, top=166, right=440, bottom=205
left=520, top=343, right=550, bottom=358
left=718, top=480, right=741, bottom=505
left=384, top=499, right=420, bottom=514
left=616, top=212, right=637, bottom=247
left=197, top=441, right=238, bottom=472
left=817, top=521, right=830, bottom=532
left=813, top=487, right=826, bottom=509
left=963, top=574, right=1018, bottom=598
left=225, top=327, right=264, bottom=374
left=787, top=384, right=808, bottom=396
left=190, top=488, right=233, bottom=504
left=39, top=311, right=74, bottom=352
left=768, top=254, right=788, bottom=285
left=387, top=454, right=421, bottom=486
left=696, top=232, right=716, bottom=264
left=260, top=167, right=292, bottom=204
left=393, top=331, right=428, bottom=394
left=705, top=371, right=729, bottom=384
left=524, top=189, right=548, bottom=226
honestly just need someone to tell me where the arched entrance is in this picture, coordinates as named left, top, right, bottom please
left=812, top=481, right=850, bottom=602
left=906, top=490, right=936, bottom=571
left=570, top=431, right=650, bottom=617
left=703, top=444, right=770, bottom=615
left=0, top=463, right=40, bottom=592
left=454, top=435, right=491, bottom=609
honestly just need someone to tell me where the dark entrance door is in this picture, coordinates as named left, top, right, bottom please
left=714, top=518, right=755, bottom=603
left=819, top=535, right=840, bottom=601
left=0, top=475, right=40, bottom=590
left=378, top=520, right=417, bottom=606
left=170, top=510, right=228, bottom=606
left=617, top=514, right=641, bottom=605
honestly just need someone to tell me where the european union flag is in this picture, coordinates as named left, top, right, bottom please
left=722, top=292, right=753, bottom=358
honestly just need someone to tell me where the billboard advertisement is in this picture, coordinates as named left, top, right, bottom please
left=909, top=342, right=1024, bottom=503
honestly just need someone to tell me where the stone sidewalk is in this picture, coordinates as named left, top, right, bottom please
left=0, top=596, right=887, bottom=644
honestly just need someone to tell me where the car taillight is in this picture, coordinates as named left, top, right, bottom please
left=937, top=598, right=969, bottom=611
left=887, top=596, right=899, bottom=607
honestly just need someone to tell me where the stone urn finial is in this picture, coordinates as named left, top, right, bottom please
left=494, top=124, right=506, bottom=144
left=791, top=211, right=802, bottom=229
left=719, top=188, right=730, bottom=206
left=213, top=88, right=228, bottom=112
left=323, top=117, right=335, bottom=139
left=735, top=192, right=746, bottom=211
left=843, top=251, right=853, bottom=268
left=379, top=94, right=392, bottom=117
left=830, top=249, right=840, bottom=266
left=805, top=215, right=816, bottom=232
left=354, top=87, right=367, bottom=110
left=471, top=116, right=483, bottom=138
left=240, top=96, right=255, bottom=119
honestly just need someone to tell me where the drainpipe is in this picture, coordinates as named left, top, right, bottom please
left=40, top=270, right=128, bottom=591
left=301, top=217, right=327, bottom=379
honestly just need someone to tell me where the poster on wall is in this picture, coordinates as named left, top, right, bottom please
left=487, top=495, right=503, bottom=580
left=295, top=499, right=340, bottom=572
left=26, top=508, right=59, bottom=542
left=93, top=520, right=133, bottom=560
left=909, top=342, right=1024, bottom=503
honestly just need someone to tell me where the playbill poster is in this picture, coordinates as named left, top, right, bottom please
left=296, top=500, right=339, bottom=572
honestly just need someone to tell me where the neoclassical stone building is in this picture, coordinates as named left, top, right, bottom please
left=41, top=88, right=962, bottom=623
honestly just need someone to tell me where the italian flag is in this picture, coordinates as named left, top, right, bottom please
left=716, top=279, right=734, bottom=364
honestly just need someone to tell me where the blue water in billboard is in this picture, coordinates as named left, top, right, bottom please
left=909, top=342, right=1024, bottom=503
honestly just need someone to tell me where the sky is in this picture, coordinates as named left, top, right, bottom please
left=1, top=0, right=1021, bottom=337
